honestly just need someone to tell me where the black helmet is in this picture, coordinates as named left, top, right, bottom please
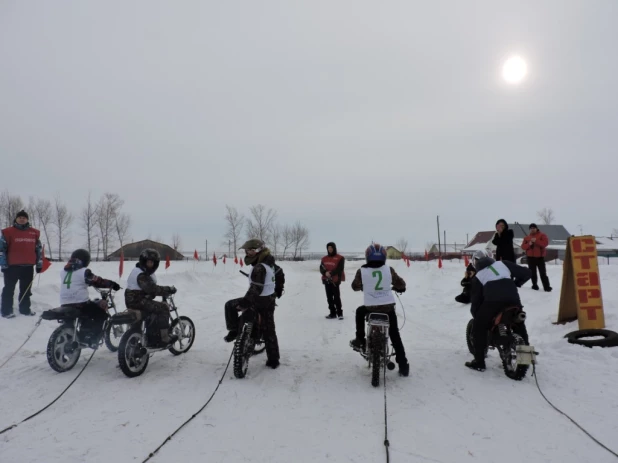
left=139, top=248, right=160, bottom=274
left=70, top=249, right=91, bottom=267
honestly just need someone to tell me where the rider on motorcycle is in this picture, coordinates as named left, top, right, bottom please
left=124, top=248, right=178, bottom=347
left=223, top=239, right=282, bottom=369
left=465, top=249, right=531, bottom=372
left=349, top=243, right=409, bottom=377
left=60, top=249, right=121, bottom=347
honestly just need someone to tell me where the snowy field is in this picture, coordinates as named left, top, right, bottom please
left=1, top=259, right=617, bottom=463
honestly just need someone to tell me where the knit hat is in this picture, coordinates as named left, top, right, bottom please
left=529, top=223, right=538, bottom=230
left=15, top=210, right=29, bottom=220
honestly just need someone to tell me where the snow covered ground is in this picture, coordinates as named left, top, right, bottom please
left=0, top=259, right=617, bottom=463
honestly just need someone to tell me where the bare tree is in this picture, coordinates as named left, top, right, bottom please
left=34, top=198, right=54, bottom=259
left=224, top=205, right=245, bottom=257
left=0, top=191, right=24, bottom=228
left=395, top=238, right=409, bottom=256
left=246, top=204, right=277, bottom=245
left=53, top=195, right=74, bottom=260
left=172, top=233, right=182, bottom=251
left=281, top=224, right=294, bottom=258
left=80, top=192, right=99, bottom=255
left=26, top=196, right=39, bottom=229
left=537, top=207, right=555, bottom=225
left=270, top=223, right=282, bottom=258
left=115, top=212, right=131, bottom=249
left=291, top=221, right=310, bottom=259
left=96, top=193, right=124, bottom=259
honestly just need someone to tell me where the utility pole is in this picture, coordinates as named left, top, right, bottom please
left=578, top=225, right=583, bottom=235
left=228, top=240, right=231, bottom=257
left=437, top=216, right=442, bottom=260
left=466, top=233, right=469, bottom=245
left=444, top=230, right=447, bottom=254
left=205, top=239, right=208, bottom=261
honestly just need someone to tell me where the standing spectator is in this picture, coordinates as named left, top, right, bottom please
left=492, top=219, right=516, bottom=263
left=1, top=210, right=42, bottom=318
left=521, top=223, right=552, bottom=292
left=319, top=242, right=345, bottom=319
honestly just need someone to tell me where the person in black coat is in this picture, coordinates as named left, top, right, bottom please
left=492, top=219, right=516, bottom=263
left=455, top=263, right=476, bottom=304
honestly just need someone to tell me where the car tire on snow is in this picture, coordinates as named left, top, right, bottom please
left=565, top=329, right=618, bottom=348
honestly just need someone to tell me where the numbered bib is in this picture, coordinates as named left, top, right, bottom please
left=360, top=265, right=395, bottom=306
left=60, top=268, right=90, bottom=305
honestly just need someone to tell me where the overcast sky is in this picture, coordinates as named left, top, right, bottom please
left=1, top=1, right=617, bottom=254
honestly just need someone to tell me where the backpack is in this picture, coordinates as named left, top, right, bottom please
left=274, top=264, right=285, bottom=298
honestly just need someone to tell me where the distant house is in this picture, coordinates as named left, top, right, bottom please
left=386, top=246, right=403, bottom=259
left=428, top=243, right=467, bottom=254
left=107, top=240, right=185, bottom=261
left=462, top=231, right=495, bottom=255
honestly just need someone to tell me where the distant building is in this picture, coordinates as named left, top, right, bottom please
left=107, top=239, right=185, bottom=261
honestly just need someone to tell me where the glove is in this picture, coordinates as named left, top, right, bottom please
left=394, top=287, right=405, bottom=294
left=168, top=286, right=177, bottom=294
left=111, top=282, right=121, bottom=291
left=35, top=267, right=42, bottom=274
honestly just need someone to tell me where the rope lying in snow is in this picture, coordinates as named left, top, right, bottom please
left=0, top=347, right=97, bottom=435
left=142, top=348, right=235, bottom=463
left=0, top=316, right=43, bottom=369
left=532, top=364, right=618, bottom=459
left=383, top=336, right=390, bottom=463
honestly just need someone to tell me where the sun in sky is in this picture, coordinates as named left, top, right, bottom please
left=502, top=55, right=528, bottom=84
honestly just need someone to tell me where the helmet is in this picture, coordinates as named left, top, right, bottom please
left=70, top=249, right=91, bottom=267
left=472, top=249, right=493, bottom=269
left=365, top=243, right=387, bottom=263
left=239, top=239, right=265, bottom=253
left=139, top=248, right=160, bottom=274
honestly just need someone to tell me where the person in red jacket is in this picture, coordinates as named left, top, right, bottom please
left=521, top=223, right=552, bottom=292
left=320, top=242, right=345, bottom=319
left=0, top=210, right=42, bottom=318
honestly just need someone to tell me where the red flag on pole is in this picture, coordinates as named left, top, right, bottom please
left=464, top=254, right=469, bottom=267
left=213, top=253, right=217, bottom=266
left=424, top=250, right=429, bottom=261
left=40, top=245, right=52, bottom=273
left=165, top=254, right=171, bottom=269
left=234, top=256, right=238, bottom=265
left=119, top=250, right=124, bottom=278
left=239, top=258, right=243, bottom=268
left=438, top=257, right=443, bottom=269
left=223, top=255, right=226, bottom=265
left=406, top=258, right=410, bottom=268
left=194, top=250, right=199, bottom=260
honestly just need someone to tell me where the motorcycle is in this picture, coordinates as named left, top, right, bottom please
left=111, top=292, right=195, bottom=378
left=352, top=312, right=397, bottom=387
left=42, top=288, right=121, bottom=373
left=232, top=306, right=267, bottom=379
left=466, top=306, right=537, bottom=380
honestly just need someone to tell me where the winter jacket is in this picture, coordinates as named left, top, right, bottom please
left=521, top=231, right=549, bottom=258
left=470, top=257, right=531, bottom=317
left=492, top=224, right=516, bottom=263
left=0, top=223, right=42, bottom=269
left=125, top=263, right=175, bottom=309
left=320, top=242, right=345, bottom=284
left=460, top=264, right=476, bottom=288
left=238, top=250, right=279, bottom=310
left=351, top=261, right=405, bottom=310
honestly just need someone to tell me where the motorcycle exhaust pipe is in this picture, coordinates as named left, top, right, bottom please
left=387, top=361, right=396, bottom=370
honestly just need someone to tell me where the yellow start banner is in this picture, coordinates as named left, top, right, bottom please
left=556, top=236, right=605, bottom=329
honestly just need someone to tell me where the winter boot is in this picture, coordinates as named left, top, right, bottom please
left=266, top=358, right=280, bottom=369
left=325, top=314, right=337, bottom=319
left=398, top=361, right=409, bottom=377
left=465, top=358, right=486, bottom=371
left=224, top=330, right=238, bottom=342
left=349, top=337, right=366, bottom=351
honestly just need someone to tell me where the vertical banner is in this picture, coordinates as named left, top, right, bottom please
left=556, top=236, right=605, bottom=329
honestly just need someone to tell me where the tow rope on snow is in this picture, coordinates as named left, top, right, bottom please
left=395, top=293, right=406, bottom=331
left=142, top=348, right=235, bottom=463
left=0, top=347, right=98, bottom=435
left=0, top=316, right=43, bottom=370
left=532, top=363, right=618, bottom=459
left=382, top=335, right=391, bottom=463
